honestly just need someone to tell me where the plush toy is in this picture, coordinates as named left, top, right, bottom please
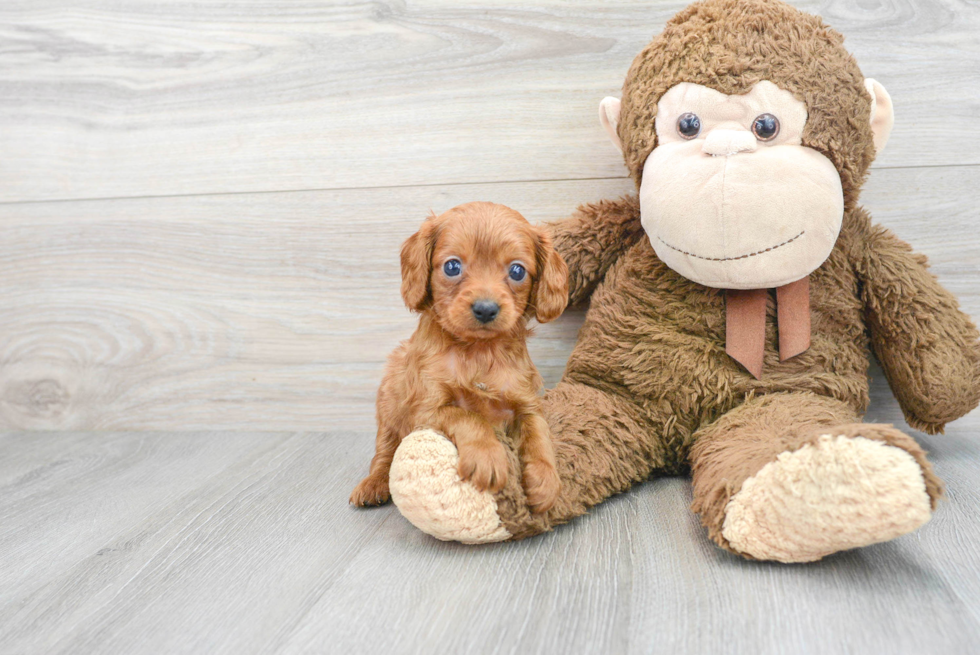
left=384, top=0, right=980, bottom=562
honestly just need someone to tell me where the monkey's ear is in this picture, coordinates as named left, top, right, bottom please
left=599, top=97, right=623, bottom=152
left=865, top=78, right=894, bottom=155
left=531, top=228, right=569, bottom=323
left=400, top=217, right=438, bottom=312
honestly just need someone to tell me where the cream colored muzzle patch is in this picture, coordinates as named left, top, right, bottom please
left=641, top=143, right=843, bottom=289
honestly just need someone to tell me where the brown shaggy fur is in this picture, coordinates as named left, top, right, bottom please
left=350, top=202, right=569, bottom=514
left=444, top=0, right=980, bottom=551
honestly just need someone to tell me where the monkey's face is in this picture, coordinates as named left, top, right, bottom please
left=599, top=0, right=895, bottom=290
left=639, top=81, right=844, bottom=289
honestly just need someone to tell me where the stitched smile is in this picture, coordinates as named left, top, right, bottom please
left=656, top=230, right=805, bottom=262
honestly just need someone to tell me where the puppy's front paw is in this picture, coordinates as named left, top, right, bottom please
left=523, top=460, right=560, bottom=514
left=457, top=439, right=509, bottom=493
left=350, top=474, right=391, bottom=507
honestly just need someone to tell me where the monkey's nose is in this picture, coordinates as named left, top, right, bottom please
left=471, top=300, right=500, bottom=324
left=702, top=129, right=758, bottom=156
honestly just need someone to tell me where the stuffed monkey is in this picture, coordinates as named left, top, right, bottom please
left=383, top=0, right=980, bottom=562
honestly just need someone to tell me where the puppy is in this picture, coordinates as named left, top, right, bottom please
left=350, top=201, right=569, bottom=514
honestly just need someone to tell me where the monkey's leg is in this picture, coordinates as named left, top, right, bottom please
left=690, top=392, right=944, bottom=563
left=388, top=381, right=670, bottom=543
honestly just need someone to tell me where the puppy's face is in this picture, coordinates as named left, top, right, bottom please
left=400, top=202, right=568, bottom=341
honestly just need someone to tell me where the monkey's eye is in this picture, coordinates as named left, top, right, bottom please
left=752, top=114, right=780, bottom=141
left=443, top=259, right=462, bottom=277
left=508, top=263, right=527, bottom=282
left=676, top=112, right=701, bottom=139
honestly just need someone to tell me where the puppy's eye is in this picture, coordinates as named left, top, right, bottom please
left=752, top=113, right=779, bottom=141
left=443, top=259, right=462, bottom=277
left=508, top=263, right=526, bottom=282
left=677, top=112, right=701, bottom=139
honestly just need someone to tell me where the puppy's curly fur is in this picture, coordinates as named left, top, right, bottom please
left=350, top=202, right=569, bottom=513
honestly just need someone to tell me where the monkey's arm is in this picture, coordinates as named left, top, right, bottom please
left=545, top=195, right=645, bottom=307
left=851, top=211, right=980, bottom=434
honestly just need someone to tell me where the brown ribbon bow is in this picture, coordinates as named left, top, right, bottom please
left=725, top=276, right=811, bottom=379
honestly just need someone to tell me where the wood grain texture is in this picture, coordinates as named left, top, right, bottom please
left=0, top=431, right=291, bottom=606
left=1, top=167, right=978, bottom=431
left=0, top=0, right=978, bottom=202
left=1, top=0, right=979, bottom=651
left=0, top=378, right=978, bottom=654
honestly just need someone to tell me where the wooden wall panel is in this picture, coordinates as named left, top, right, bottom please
left=0, top=0, right=977, bottom=202
left=1, top=169, right=976, bottom=431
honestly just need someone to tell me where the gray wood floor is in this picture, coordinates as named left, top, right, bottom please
left=1, top=0, right=979, bottom=653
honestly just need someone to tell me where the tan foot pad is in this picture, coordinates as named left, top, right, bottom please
left=389, top=429, right=511, bottom=544
left=722, top=435, right=933, bottom=563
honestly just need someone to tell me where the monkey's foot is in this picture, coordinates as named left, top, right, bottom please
left=721, top=434, right=934, bottom=563
left=389, top=429, right=511, bottom=544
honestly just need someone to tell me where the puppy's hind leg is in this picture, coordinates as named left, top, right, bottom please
left=350, top=425, right=400, bottom=507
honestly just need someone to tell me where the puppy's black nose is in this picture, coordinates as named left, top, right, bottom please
left=471, top=300, right=500, bottom=324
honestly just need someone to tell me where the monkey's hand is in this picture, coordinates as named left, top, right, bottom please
left=544, top=195, right=645, bottom=307
left=856, top=218, right=980, bottom=434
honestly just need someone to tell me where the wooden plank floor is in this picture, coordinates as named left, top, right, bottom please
left=1, top=0, right=979, bottom=652
left=2, top=379, right=980, bottom=654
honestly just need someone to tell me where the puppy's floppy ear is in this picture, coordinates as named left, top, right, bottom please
left=531, top=227, right=569, bottom=323
left=400, top=215, right=439, bottom=311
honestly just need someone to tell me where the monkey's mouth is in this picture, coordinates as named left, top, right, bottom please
left=655, top=230, right=805, bottom=262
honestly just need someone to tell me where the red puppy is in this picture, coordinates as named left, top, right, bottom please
left=350, top=202, right=568, bottom=513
